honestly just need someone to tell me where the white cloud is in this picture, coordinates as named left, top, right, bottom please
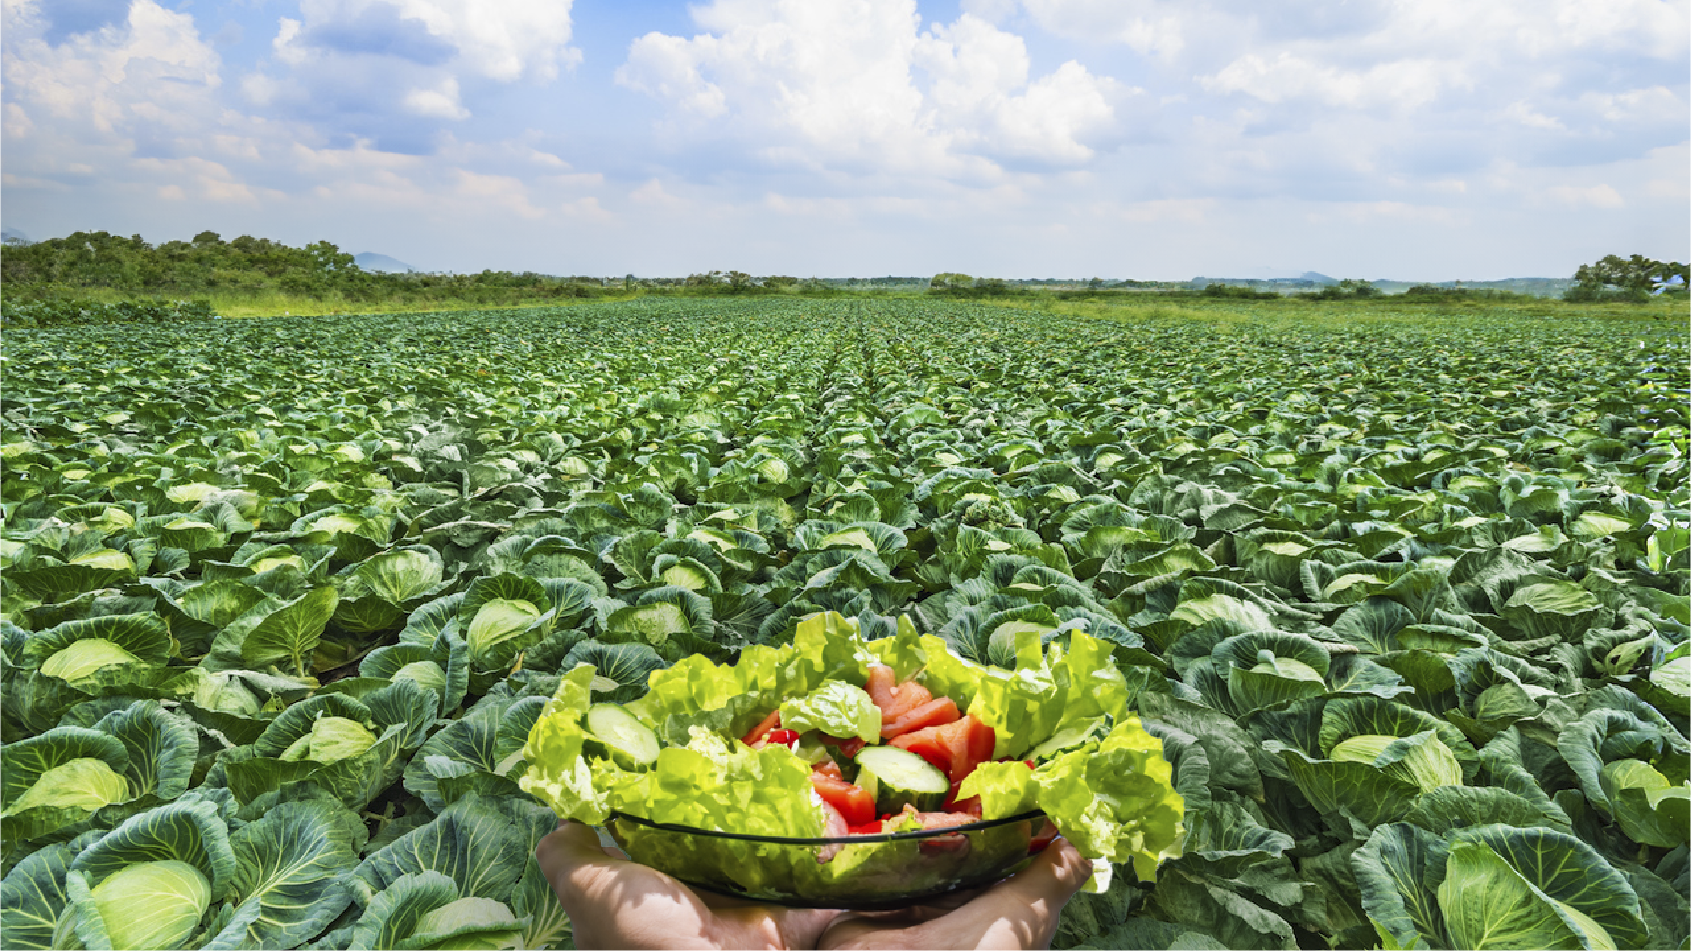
left=617, top=1, right=1127, bottom=178
left=1119, top=198, right=1213, bottom=223
left=402, top=76, right=468, bottom=119
left=283, top=0, right=578, bottom=82
left=1202, top=53, right=1456, bottom=110
left=3, top=0, right=221, bottom=137
left=959, top=0, right=1018, bottom=23
left=630, top=179, right=690, bottom=208
left=0, top=0, right=609, bottom=259
left=1547, top=184, right=1625, bottom=209
left=250, top=0, right=579, bottom=144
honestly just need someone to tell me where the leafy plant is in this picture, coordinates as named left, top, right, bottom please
left=1, top=296, right=1683, bottom=950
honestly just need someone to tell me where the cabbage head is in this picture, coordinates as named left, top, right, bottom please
left=84, top=859, right=212, bottom=950
left=279, top=716, right=379, bottom=764
left=40, top=639, right=141, bottom=682
left=466, top=599, right=543, bottom=667
left=5, top=757, right=128, bottom=815
left=1331, top=730, right=1464, bottom=793
left=412, top=896, right=525, bottom=950
left=394, top=660, right=449, bottom=693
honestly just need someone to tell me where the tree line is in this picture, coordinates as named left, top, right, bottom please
left=1565, top=254, right=1689, bottom=302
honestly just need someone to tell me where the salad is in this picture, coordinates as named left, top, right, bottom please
left=519, top=612, right=1183, bottom=903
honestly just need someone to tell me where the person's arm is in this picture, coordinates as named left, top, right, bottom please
left=534, top=820, right=843, bottom=950
left=816, top=838, right=1092, bottom=950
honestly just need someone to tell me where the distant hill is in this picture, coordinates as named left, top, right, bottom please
left=354, top=252, right=416, bottom=273
left=1191, top=272, right=1336, bottom=288
left=2, top=227, right=32, bottom=245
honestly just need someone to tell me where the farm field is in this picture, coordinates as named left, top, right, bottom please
left=1, top=298, right=1687, bottom=950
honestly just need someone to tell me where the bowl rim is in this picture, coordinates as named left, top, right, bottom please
left=606, top=808, right=1046, bottom=845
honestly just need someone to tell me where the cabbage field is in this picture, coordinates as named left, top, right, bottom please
left=1, top=298, right=1686, bottom=950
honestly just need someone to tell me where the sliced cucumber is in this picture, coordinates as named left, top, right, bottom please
left=1026, top=716, right=1108, bottom=764
left=855, top=746, right=948, bottom=815
left=585, top=704, right=660, bottom=769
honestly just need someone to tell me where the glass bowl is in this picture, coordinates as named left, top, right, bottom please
left=603, top=810, right=1049, bottom=909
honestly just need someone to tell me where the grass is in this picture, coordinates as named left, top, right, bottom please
left=985, top=293, right=1689, bottom=330
left=12, top=282, right=1687, bottom=325
left=204, top=291, right=637, bottom=319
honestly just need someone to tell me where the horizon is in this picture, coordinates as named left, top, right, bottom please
left=0, top=229, right=1612, bottom=287
left=3, top=0, right=1686, bottom=280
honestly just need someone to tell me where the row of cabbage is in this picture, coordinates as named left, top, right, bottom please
left=1, top=298, right=1686, bottom=950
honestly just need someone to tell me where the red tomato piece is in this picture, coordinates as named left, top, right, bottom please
left=1024, top=760, right=1037, bottom=770
left=765, top=729, right=800, bottom=747
left=866, top=665, right=896, bottom=705
left=848, top=819, right=884, bottom=836
left=947, top=792, right=983, bottom=818
left=818, top=800, right=849, bottom=864
left=909, top=810, right=980, bottom=854
left=741, top=710, right=781, bottom=746
left=866, top=665, right=935, bottom=721
left=912, top=811, right=979, bottom=831
left=811, top=775, right=876, bottom=827
left=819, top=734, right=867, bottom=759
left=812, top=760, right=845, bottom=781
left=881, top=697, right=960, bottom=740
left=889, top=714, right=994, bottom=783
left=890, top=729, right=949, bottom=773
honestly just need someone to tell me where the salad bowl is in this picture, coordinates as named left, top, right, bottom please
left=603, top=809, right=1049, bottom=908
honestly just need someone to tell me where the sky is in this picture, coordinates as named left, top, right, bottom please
left=1, top=0, right=1687, bottom=279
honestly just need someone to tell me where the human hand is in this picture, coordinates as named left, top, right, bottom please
left=815, top=838, right=1092, bottom=950
left=534, top=820, right=844, bottom=950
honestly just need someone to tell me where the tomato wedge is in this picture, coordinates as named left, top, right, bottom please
left=888, top=714, right=994, bottom=783
left=811, top=775, right=876, bottom=827
left=848, top=819, right=884, bottom=836
left=812, top=760, right=845, bottom=782
left=947, top=788, right=983, bottom=817
left=914, top=812, right=975, bottom=830
left=866, top=665, right=935, bottom=720
left=741, top=710, right=781, bottom=746
left=881, top=697, right=960, bottom=739
left=905, top=809, right=982, bottom=854
left=818, top=800, right=850, bottom=864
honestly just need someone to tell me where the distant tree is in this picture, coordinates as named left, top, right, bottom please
left=726, top=270, right=753, bottom=292
left=1203, top=282, right=1279, bottom=299
left=306, top=241, right=355, bottom=272
left=1301, top=279, right=1380, bottom=300
left=1088, top=276, right=1104, bottom=290
left=763, top=275, right=798, bottom=288
left=931, top=273, right=973, bottom=291
left=1567, top=254, right=1688, bottom=301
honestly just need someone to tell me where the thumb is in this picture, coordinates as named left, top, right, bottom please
left=1001, top=837, right=1092, bottom=908
left=535, top=821, right=627, bottom=894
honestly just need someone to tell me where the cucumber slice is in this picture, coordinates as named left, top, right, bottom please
left=1026, top=716, right=1108, bottom=764
left=585, top=704, right=660, bottom=769
left=855, top=746, right=948, bottom=815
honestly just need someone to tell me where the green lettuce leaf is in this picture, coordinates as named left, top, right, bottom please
left=1033, top=717, right=1184, bottom=882
left=779, top=681, right=881, bottom=743
left=516, top=664, right=609, bottom=823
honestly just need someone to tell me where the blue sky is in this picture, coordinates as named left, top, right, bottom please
left=2, top=0, right=1686, bottom=279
